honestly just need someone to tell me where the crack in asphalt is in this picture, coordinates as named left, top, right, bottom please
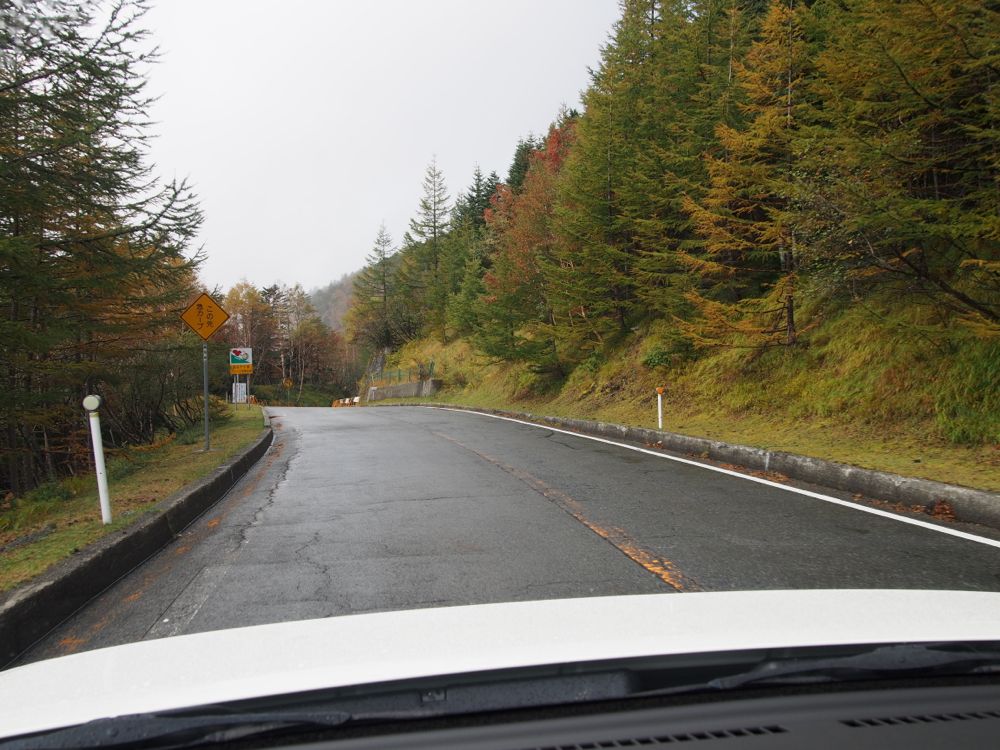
left=138, top=432, right=301, bottom=641
left=544, top=433, right=586, bottom=451
left=353, top=494, right=490, bottom=506
left=292, top=531, right=333, bottom=590
left=235, top=437, right=298, bottom=550
left=431, top=430, right=701, bottom=592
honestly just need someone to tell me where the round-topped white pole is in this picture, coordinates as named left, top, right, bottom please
left=83, top=394, right=112, bottom=525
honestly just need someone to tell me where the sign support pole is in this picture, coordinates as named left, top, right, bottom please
left=180, top=293, right=229, bottom=452
left=203, top=342, right=210, bottom=451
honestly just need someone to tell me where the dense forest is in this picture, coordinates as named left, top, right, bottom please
left=347, top=0, right=998, bottom=446
left=221, top=280, right=359, bottom=397
left=0, top=1, right=208, bottom=496
left=0, top=2, right=356, bottom=497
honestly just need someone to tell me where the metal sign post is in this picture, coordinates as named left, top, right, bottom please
left=180, top=293, right=230, bottom=451
left=203, top=342, right=210, bottom=450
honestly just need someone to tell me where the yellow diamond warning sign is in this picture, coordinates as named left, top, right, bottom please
left=181, top=293, right=229, bottom=341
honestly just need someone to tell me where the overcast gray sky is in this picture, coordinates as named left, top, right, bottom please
left=143, top=0, right=621, bottom=293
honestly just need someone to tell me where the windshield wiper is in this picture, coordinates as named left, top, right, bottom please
left=0, top=709, right=356, bottom=750
left=636, top=643, right=1000, bottom=696
left=1, top=669, right=634, bottom=750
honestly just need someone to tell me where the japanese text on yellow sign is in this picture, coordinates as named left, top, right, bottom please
left=181, top=293, right=229, bottom=341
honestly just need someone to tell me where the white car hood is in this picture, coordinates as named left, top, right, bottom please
left=2, top=589, right=1000, bottom=740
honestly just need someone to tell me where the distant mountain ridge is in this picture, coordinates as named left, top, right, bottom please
left=309, top=270, right=359, bottom=332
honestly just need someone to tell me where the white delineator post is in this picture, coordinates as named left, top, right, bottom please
left=656, top=386, right=664, bottom=431
left=83, top=395, right=112, bottom=525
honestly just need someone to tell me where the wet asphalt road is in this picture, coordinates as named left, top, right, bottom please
left=17, top=406, right=1000, bottom=664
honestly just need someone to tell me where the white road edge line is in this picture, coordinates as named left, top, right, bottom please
left=432, top=407, right=1000, bottom=550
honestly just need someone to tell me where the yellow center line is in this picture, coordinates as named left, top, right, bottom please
left=433, top=431, right=700, bottom=592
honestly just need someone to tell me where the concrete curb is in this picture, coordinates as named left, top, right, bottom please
left=405, top=402, right=1000, bottom=530
left=0, top=418, right=274, bottom=667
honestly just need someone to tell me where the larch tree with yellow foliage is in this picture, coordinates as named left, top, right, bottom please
left=800, top=0, right=1000, bottom=335
left=680, top=0, right=812, bottom=348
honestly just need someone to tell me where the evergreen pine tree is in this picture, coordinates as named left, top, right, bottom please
left=800, top=0, right=1000, bottom=332
left=546, top=1, right=660, bottom=359
left=679, top=0, right=813, bottom=348
left=406, top=158, right=451, bottom=337
left=0, top=0, right=202, bottom=493
left=350, top=224, right=398, bottom=350
left=506, top=136, right=538, bottom=193
left=631, top=0, right=764, bottom=318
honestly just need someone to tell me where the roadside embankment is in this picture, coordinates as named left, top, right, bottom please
left=0, top=415, right=274, bottom=667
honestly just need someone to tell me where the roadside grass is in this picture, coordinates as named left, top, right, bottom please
left=0, top=405, right=266, bottom=594
left=373, top=309, right=1000, bottom=493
